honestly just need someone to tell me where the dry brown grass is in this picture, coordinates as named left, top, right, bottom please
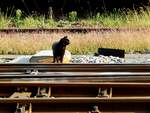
left=0, top=31, right=150, bottom=54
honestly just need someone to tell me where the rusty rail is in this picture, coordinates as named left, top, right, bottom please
left=0, top=64, right=150, bottom=113
left=0, top=64, right=150, bottom=72
left=0, top=28, right=150, bottom=33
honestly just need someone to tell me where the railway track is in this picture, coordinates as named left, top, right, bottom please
left=0, top=64, right=150, bottom=113
left=0, top=28, right=150, bottom=33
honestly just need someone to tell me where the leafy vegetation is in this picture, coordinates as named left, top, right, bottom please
left=0, top=7, right=150, bottom=28
left=68, top=11, right=78, bottom=22
left=0, top=8, right=150, bottom=55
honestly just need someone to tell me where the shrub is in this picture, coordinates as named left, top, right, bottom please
left=68, top=11, right=78, bottom=22
left=13, top=9, right=23, bottom=27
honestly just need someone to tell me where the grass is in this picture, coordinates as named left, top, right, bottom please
left=0, top=8, right=150, bottom=55
left=0, top=30, right=150, bottom=55
left=0, top=7, right=150, bottom=28
left=0, top=15, right=11, bottom=29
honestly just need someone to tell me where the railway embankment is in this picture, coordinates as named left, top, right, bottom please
left=0, top=54, right=150, bottom=64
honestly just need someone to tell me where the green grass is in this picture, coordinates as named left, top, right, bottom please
left=0, top=14, right=11, bottom=29
left=0, top=7, right=150, bottom=28
left=0, top=8, right=150, bottom=55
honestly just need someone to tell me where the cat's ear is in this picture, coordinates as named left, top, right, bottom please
left=63, top=36, right=68, bottom=39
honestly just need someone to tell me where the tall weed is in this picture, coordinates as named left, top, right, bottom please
left=0, top=31, right=150, bottom=55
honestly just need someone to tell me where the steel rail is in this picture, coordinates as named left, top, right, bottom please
left=0, top=64, right=150, bottom=113
left=0, top=28, right=150, bottom=33
left=0, top=64, right=149, bottom=85
left=1, top=81, right=150, bottom=87
left=1, top=72, right=150, bottom=77
left=1, top=72, right=150, bottom=82
left=0, top=64, right=150, bottom=72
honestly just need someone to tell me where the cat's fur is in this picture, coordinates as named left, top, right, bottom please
left=52, top=36, right=70, bottom=63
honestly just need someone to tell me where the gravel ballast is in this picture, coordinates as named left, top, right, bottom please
left=0, top=54, right=150, bottom=64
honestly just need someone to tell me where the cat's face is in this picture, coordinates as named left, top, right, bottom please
left=59, top=36, right=70, bottom=46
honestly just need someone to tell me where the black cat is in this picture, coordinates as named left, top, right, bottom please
left=52, top=36, right=70, bottom=63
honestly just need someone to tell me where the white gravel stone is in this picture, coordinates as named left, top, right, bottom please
left=71, top=55, right=125, bottom=64
left=1, top=54, right=150, bottom=64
